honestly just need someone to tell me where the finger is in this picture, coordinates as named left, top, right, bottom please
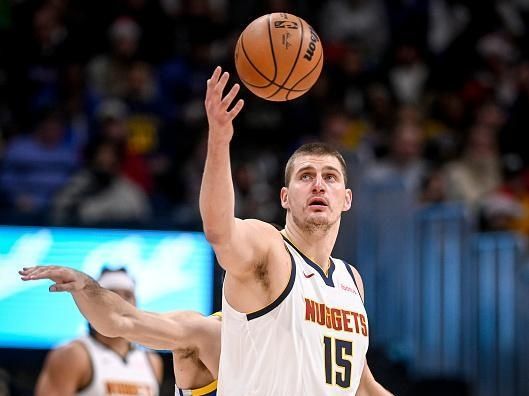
left=19, top=267, right=35, bottom=275
left=19, top=266, right=47, bottom=278
left=21, top=270, right=54, bottom=281
left=228, top=99, right=245, bottom=121
left=210, top=66, right=222, bottom=84
left=205, top=67, right=223, bottom=101
left=25, top=266, right=54, bottom=277
left=221, top=83, right=240, bottom=111
left=215, top=72, right=230, bottom=98
left=21, top=266, right=62, bottom=280
left=50, top=282, right=76, bottom=292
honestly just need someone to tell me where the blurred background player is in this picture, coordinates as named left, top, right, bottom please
left=20, top=265, right=220, bottom=396
left=33, top=267, right=163, bottom=396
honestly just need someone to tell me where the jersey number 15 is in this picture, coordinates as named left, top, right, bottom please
left=323, top=336, right=353, bottom=389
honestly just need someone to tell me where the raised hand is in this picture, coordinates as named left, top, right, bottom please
left=204, top=66, right=245, bottom=144
left=19, top=266, right=91, bottom=292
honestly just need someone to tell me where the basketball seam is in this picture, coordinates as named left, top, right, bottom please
left=265, top=15, right=305, bottom=100
left=285, top=49, right=323, bottom=100
left=238, top=15, right=277, bottom=89
left=267, top=13, right=279, bottom=84
left=240, top=48, right=322, bottom=97
left=239, top=77, right=308, bottom=92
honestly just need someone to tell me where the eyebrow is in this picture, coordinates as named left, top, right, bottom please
left=295, top=165, right=343, bottom=176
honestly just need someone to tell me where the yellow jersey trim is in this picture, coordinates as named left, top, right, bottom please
left=210, top=311, right=222, bottom=319
left=191, top=380, right=217, bottom=395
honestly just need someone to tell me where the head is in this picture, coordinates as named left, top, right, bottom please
left=281, top=143, right=352, bottom=233
left=109, top=17, right=140, bottom=59
left=85, top=139, right=122, bottom=177
left=98, top=267, right=136, bottom=305
left=389, top=122, right=424, bottom=165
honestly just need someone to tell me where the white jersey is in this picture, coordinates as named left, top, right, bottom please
left=77, top=336, right=159, bottom=396
left=218, top=237, right=369, bottom=395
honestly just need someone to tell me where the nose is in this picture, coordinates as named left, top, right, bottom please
left=312, top=175, right=325, bottom=193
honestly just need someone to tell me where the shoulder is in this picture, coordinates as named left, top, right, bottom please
left=47, top=340, right=91, bottom=366
left=41, top=340, right=92, bottom=387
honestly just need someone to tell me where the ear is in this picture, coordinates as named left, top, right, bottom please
left=343, top=188, right=353, bottom=212
left=280, top=187, right=289, bottom=209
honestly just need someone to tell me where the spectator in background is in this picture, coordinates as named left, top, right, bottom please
left=52, top=138, right=150, bottom=225
left=95, top=98, right=153, bottom=192
left=480, top=153, right=529, bottom=235
left=122, top=61, right=171, bottom=193
left=388, top=43, right=430, bottom=105
left=361, top=120, right=428, bottom=195
left=10, top=3, right=71, bottom=119
left=320, top=0, right=389, bottom=64
left=88, top=17, right=142, bottom=99
left=419, top=167, right=447, bottom=204
left=443, top=123, right=502, bottom=209
left=0, top=110, right=78, bottom=216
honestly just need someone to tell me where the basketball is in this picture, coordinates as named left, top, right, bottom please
left=234, top=13, right=324, bottom=101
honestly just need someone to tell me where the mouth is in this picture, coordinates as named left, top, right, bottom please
left=308, top=197, right=328, bottom=209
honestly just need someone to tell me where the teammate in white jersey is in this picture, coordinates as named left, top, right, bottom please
left=20, top=265, right=220, bottom=396
left=32, top=267, right=163, bottom=396
left=201, top=66, right=393, bottom=395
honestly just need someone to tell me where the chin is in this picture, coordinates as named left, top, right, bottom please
left=305, top=214, right=332, bottom=229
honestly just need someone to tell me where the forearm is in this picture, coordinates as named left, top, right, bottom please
left=199, top=139, right=236, bottom=243
left=357, top=361, right=393, bottom=396
left=71, top=278, right=134, bottom=338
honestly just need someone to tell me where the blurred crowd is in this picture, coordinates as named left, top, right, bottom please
left=1, top=0, right=529, bottom=237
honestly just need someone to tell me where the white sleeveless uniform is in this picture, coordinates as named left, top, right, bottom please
left=218, top=238, right=369, bottom=395
left=77, top=336, right=159, bottom=396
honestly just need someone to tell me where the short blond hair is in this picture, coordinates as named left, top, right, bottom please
left=284, top=143, right=347, bottom=186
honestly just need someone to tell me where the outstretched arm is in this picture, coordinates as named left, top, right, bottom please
left=200, top=67, right=278, bottom=279
left=19, top=266, right=214, bottom=351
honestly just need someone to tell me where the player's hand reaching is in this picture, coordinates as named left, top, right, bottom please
left=204, top=66, right=244, bottom=144
left=19, top=265, right=91, bottom=292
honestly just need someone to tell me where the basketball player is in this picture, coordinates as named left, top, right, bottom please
left=31, top=267, right=163, bottom=396
left=21, top=266, right=218, bottom=396
left=201, top=66, right=393, bottom=395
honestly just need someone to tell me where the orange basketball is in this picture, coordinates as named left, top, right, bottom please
left=234, top=12, right=324, bottom=101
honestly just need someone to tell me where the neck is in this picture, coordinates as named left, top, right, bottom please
left=93, top=332, right=131, bottom=358
left=283, top=217, right=339, bottom=271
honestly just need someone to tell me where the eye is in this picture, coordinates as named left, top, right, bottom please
left=325, top=174, right=338, bottom=182
left=301, top=173, right=312, bottom=181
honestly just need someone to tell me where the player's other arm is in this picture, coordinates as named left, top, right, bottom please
left=356, top=361, right=393, bottom=396
left=200, top=67, right=275, bottom=277
left=19, top=266, right=213, bottom=352
left=35, top=342, right=91, bottom=396
left=352, top=267, right=394, bottom=396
